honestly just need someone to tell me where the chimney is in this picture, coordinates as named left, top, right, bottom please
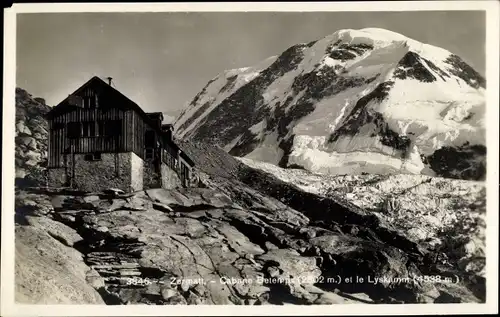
left=107, top=77, right=113, bottom=86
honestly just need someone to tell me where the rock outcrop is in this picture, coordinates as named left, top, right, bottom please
left=15, top=224, right=105, bottom=304
left=15, top=88, right=51, bottom=187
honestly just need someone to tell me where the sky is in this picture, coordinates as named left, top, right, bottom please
left=16, top=11, right=485, bottom=121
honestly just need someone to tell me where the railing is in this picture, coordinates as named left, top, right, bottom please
left=161, top=149, right=178, bottom=172
left=161, top=148, right=192, bottom=187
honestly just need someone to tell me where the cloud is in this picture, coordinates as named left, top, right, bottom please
left=162, top=113, right=176, bottom=124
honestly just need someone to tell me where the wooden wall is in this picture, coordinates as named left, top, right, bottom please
left=47, top=108, right=157, bottom=168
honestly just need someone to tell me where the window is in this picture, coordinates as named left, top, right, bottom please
left=82, top=122, right=89, bottom=136
left=67, top=122, right=81, bottom=138
left=67, top=95, right=83, bottom=107
left=84, top=152, right=102, bottom=161
left=84, top=95, right=98, bottom=108
left=108, top=120, right=122, bottom=136
left=82, top=122, right=96, bottom=137
left=98, top=120, right=122, bottom=137
left=52, top=122, right=64, bottom=130
left=145, top=130, right=155, bottom=148
left=180, top=162, right=190, bottom=186
left=97, top=121, right=105, bottom=136
left=82, top=89, right=99, bottom=109
left=162, top=149, right=177, bottom=170
left=145, top=148, right=154, bottom=160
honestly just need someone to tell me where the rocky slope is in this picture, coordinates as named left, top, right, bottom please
left=15, top=88, right=51, bottom=187
left=174, top=28, right=486, bottom=181
left=180, top=141, right=486, bottom=301
left=15, top=161, right=485, bottom=305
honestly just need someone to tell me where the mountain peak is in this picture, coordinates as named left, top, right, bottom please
left=333, top=27, right=412, bottom=43
left=174, top=28, right=486, bottom=181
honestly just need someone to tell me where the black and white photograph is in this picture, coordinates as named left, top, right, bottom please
left=2, top=2, right=498, bottom=316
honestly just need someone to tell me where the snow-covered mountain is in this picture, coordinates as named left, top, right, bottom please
left=174, top=28, right=486, bottom=180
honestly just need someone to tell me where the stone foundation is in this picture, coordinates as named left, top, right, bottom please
left=47, top=167, right=67, bottom=188
left=143, top=162, right=161, bottom=190
left=161, top=163, right=181, bottom=189
left=130, top=153, right=144, bottom=192
left=72, top=153, right=132, bottom=192
left=46, top=152, right=187, bottom=192
left=47, top=152, right=144, bottom=193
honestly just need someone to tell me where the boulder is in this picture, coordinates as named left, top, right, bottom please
left=85, top=268, right=106, bottom=289
left=34, top=97, right=46, bottom=104
left=15, top=225, right=104, bottom=304
left=24, top=159, right=38, bottom=167
left=16, top=169, right=27, bottom=179
left=18, top=136, right=36, bottom=147
left=16, top=121, right=31, bottom=135
left=26, top=215, right=83, bottom=246
left=25, top=150, right=41, bottom=161
left=16, top=191, right=54, bottom=216
left=145, top=188, right=193, bottom=206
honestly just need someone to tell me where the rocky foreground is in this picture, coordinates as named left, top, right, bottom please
left=15, top=141, right=486, bottom=305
